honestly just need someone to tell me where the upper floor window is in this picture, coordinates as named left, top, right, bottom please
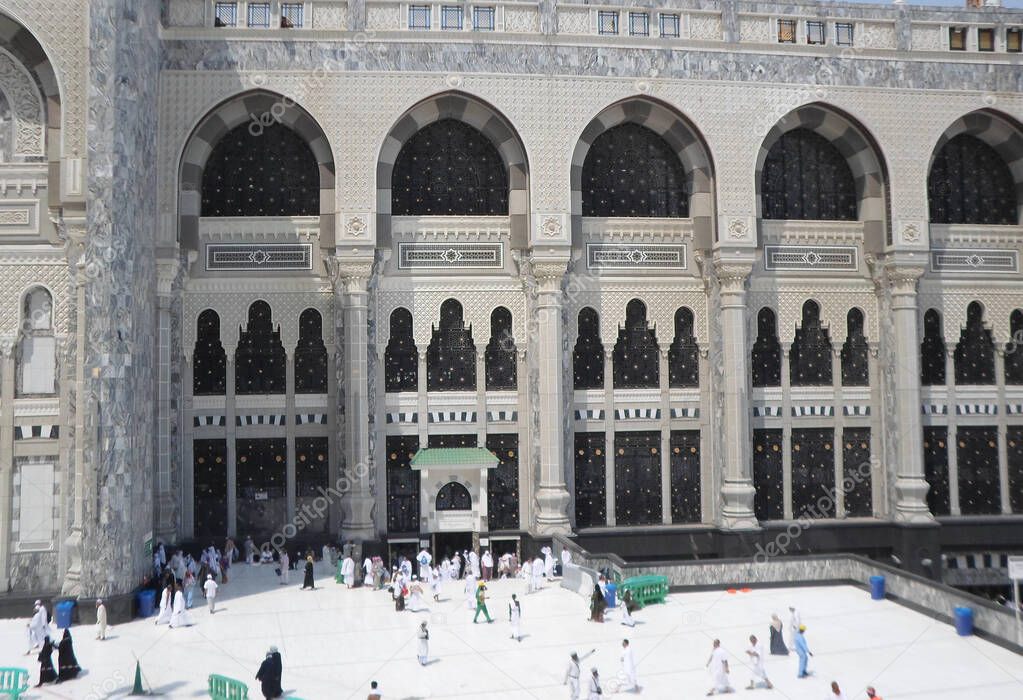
left=920, top=309, right=946, bottom=386
left=790, top=300, right=833, bottom=387
left=613, top=299, right=659, bottom=389
left=806, top=21, right=825, bottom=46
left=214, top=2, right=238, bottom=26
left=17, top=287, right=56, bottom=396
left=752, top=308, right=781, bottom=388
left=1008, top=27, right=1022, bottom=53
left=574, top=308, right=604, bottom=390
left=235, top=301, right=287, bottom=395
left=442, top=6, right=464, bottom=30
left=193, top=309, right=227, bottom=396
left=835, top=22, right=854, bottom=47
left=410, top=5, right=431, bottom=30
left=928, top=134, right=1016, bottom=225
left=295, top=309, right=328, bottom=394
left=978, top=27, right=995, bottom=52
left=659, top=13, right=680, bottom=38
left=954, top=302, right=995, bottom=385
left=761, top=128, right=857, bottom=221
left=427, top=299, right=477, bottom=391
left=629, top=12, right=649, bottom=37
left=247, top=2, right=271, bottom=28
left=473, top=6, right=495, bottom=31
left=282, top=3, right=304, bottom=27
left=777, top=19, right=796, bottom=43
left=598, top=11, right=619, bottom=36
left=385, top=308, right=418, bottom=393
left=949, top=27, right=967, bottom=51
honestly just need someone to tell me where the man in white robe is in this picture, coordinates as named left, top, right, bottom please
left=481, top=549, right=493, bottom=581
left=341, top=554, right=356, bottom=589
left=587, top=668, right=602, bottom=700
left=788, top=606, right=801, bottom=648
left=469, top=550, right=481, bottom=579
left=155, top=585, right=173, bottom=625
left=464, top=572, right=477, bottom=610
left=531, top=556, right=544, bottom=592
left=364, top=556, right=373, bottom=586
left=620, top=639, right=638, bottom=691
left=417, top=548, right=432, bottom=579
left=203, top=574, right=219, bottom=613
left=543, top=547, right=555, bottom=579
left=278, top=550, right=290, bottom=585
left=563, top=650, right=594, bottom=700
left=562, top=548, right=573, bottom=569
left=26, top=601, right=47, bottom=653
left=745, top=634, right=772, bottom=689
left=417, top=621, right=429, bottom=666
left=706, top=639, right=733, bottom=695
left=431, top=567, right=442, bottom=601
left=170, top=587, right=195, bottom=628
left=95, top=599, right=107, bottom=641
left=508, top=594, right=522, bottom=641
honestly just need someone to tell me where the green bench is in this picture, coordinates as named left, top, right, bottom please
left=0, top=668, right=29, bottom=699
left=209, top=673, right=249, bottom=699
left=620, top=574, right=669, bottom=608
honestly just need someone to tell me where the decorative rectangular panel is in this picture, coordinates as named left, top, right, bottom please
left=0, top=200, right=40, bottom=236
left=763, top=245, right=857, bottom=271
left=398, top=242, right=504, bottom=269
left=586, top=243, right=686, bottom=270
left=16, top=461, right=54, bottom=550
left=930, top=249, right=1019, bottom=274
left=205, top=243, right=312, bottom=271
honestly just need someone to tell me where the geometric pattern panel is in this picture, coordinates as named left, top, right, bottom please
left=387, top=435, right=420, bottom=534
left=842, top=428, right=872, bottom=517
left=956, top=426, right=1001, bottom=516
left=930, top=249, right=1018, bottom=275
left=1008, top=427, right=1023, bottom=514
left=194, top=439, right=228, bottom=538
left=586, top=243, right=687, bottom=270
left=791, top=428, right=835, bottom=519
left=614, top=431, right=662, bottom=526
left=398, top=242, right=504, bottom=269
left=923, top=427, right=950, bottom=517
left=235, top=438, right=288, bottom=538
left=205, top=243, right=313, bottom=271
left=764, top=245, right=857, bottom=272
left=295, top=437, right=329, bottom=535
left=486, top=433, right=519, bottom=531
left=669, top=430, right=701, bottom=524
left=574, top=432, right=606, bottom=528
left=753, top=429, right=784, bottom=521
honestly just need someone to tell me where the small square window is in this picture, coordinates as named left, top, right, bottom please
left=442, top=6, right=464, bottom=30
left=1008, top=27, right=1022, bottom=53
left=949, top=27, right=967, bottom=51
left=598, top=11, right=619, bottom=36
left=978, top=27, right=994, bottom=52
left=777, top=19, right=796, bottom=44
left=247, top=2, right=270, bottom=28
left=214, top=2, right=238, bottom=27
left=659, top=13, right=680, bottom=38
left=629, top=12, right=649, bottom=37
left=410, top=5, right=431, bottom=30
left=281, top=3, right=304, bottom=28
left=473, top=6, right=495, bottom=31
left=807, top=21, right=825, bottom=45
left=835, top=22, right=854, bottom=47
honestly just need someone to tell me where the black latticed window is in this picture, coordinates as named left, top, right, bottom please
left=295, top=308, right=327, bottom=393
left=427, top=299, right=476, bottom=391
left=753, top=429, right=783, bottom=521
left=752, top=308, right=781, bottom=388
left=436, top=482, right=472, bottom=510
left=574, top=432, right=606, bottom=528
left=486, top=434, right=519, bottom=530
left=386, top=435, right=420, bottom=533
left=295, top=437, right=329, bottom=534
left=573, top=307, right=604, bottom=390
left=385, top=308, right=418, bottom=392
left=841, top=308, right=869, bottom=386
left=923, top=427, right=950, bottom=516
left=1007, top=427, right=1023, bottom=514
left=428, top=433, right=476, bottom=448
left=613, top=299, right=659, bottom=389
left=391, top=119, right=508, bottom=216
left=928, top=134, right=1017, bottom=225
left=235, top=301, right=286, bottom=394
left=670, top=430, right=701, bottom=523
left=957, top=426, right=1001, bottom=515
left=581, top=123, right=688, bottom=218
left=791, top=428, right=836, bottom=519
left=761, top=128, right=857, bottom=221
left=235, top=438, right=287, bottom=537
left=920, top=309, right=946, bottom=386
left=842, top=428, right=872, bottom=517
left=201, top=122, right=319, bottom=217
left=485, top=307, right=516, bottom=390
left=1006, top=310, right=1023, bottom=384
left=954, top=302, right=995, bottom=385
left=790, top=300, right=833, bottom=386
left=193, top=309, right=226, bottom=395
left=668, top=307, right=699, bottom=388
left=614, top=431, right=662, bottom=525
left=194, top=439, right=228, bottom=537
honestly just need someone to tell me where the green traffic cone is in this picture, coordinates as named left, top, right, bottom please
left=129, top=660, right=146, bottom=695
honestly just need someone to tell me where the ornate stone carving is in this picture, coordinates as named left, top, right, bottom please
left=0, top=48, right=45, bottom=157
left=344, top=215, right=368, bottom=238
left=540, top=216, right=562, bottom=238
left=0, top=334, right=16, bottom=357
left=727, top=218, right=749, bottom=240
left=900, top=221, right=922, bottom=244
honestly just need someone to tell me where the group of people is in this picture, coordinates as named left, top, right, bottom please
left=563, top=639, right=638, bottom=699
left=25, top=600, right=81, bottom=687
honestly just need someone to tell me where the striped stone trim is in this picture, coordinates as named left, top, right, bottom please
left=670, top=407, right=700, bottom=419
left=753, top=406, right=782, bottom=417
left=193, top=415, right=227, bottom=427
left=14, top=424, right=58, bottom=440
left=756, top=104, right=887, bottom=244
left=571, top=97, right=714, bottom=245
left=0, top=18, right=62, bottom=164
left=921, top=404, right=948, bottom=415
left=179, top=90, right=336, bottom=249
left=1007, top=404, right=1023, bottom=415
left=956, top=403, right=997, bottom=416
left=931, top=110, right=1023, bottom=223
left=945, top=552, right=1010, bottom=570
left=295, top=413, right=328, bottom=425
left=614, top=408, right=660, bottom=420
left=843, top=405, right=871, bottom=417
left=386, top=412, right=419, bottom=424
left=487, top=410, right=517, bottom=422
left=792, top=405, right=834, bottom=418
left=428, top=411, right=476, bottom=423
left=574, top=409, right=605, bottom=421
left=236, top=414, right=287, bottom=426
left=377, top=91, right=529, bottom=247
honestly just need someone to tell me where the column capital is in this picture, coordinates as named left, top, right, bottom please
left=883, top=262, right=926, bottom=292
left=0, top=334, right=16, bottom=358
left=529, top=253, right=570, bottom=292
left=157, top=256, right=180, bottom=302
left=329, top=255, right=374, bottom=295
left=713, top=260, right=754, bottom=292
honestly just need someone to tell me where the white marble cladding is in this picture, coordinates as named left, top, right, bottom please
left=738, top=14, right=896, bottom=50
left=12, top=398, right=60, bottom=418
left=427, top=390, right=478, bottom=408
left=391, top=215, right=510, bottom=239
left=759, top=220, right=865, bottom=246
left=167, top=1, right=349, bottom=29
left=295, top=393, right=330, bottom=408
left=580, top=216, right=693, bottom=241
left=199, top=216, right=321, bottom=241
left=364, top=0, right=539, bottom=32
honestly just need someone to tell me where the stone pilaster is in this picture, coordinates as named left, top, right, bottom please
left=0, top=334, right=17, bottom=586
left=154, top=257, right=180, bottom=543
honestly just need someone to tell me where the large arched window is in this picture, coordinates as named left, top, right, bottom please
left=790, top=301, right=833, bottom=386
left=385, top=308, right=417, bottom=392
left=485, top=307, right=516, bottom=390
left=1006, top=310, right=1023, bottom=385
left=928, top=134, right=1016, bottom=225
left=427, top=299, right=476, bottom=391
left=581, top=123, right=688, bottom=217
left=954, top=302, right=995, bottom=385
left=752, top=308, right=781, bottom=388
left=840, top=309, right=869, bottom=386
left=668, top=307, right=699, bottom=388
left=391, top=119, right=508, bottom=216
left=920, top=310, right=946, bottom=386
left=573, top=308, right=604, bottom=390
left=613, top=300, right=659, bottom=389
left=295, top=309, right=328, bottom=393
left=761, top=128, right=857, bottom=220
left=235, top=301, right=286, bottom=394
left=201, top=122, right=319, bottom=216
left=192, top=309, right=226, bottom=395
left=17, top=287, right=55, bottom=396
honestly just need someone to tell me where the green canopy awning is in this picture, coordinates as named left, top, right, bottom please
left=409, top=447, right=499, bottom=470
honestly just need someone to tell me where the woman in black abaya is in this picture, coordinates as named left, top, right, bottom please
left=57, top=628, right=81, bottom=681
left=301, top=555, right=315, bottom=590
left=36, top=635, right=57, bottom=686
left=255, top=646, right=283, bottom=699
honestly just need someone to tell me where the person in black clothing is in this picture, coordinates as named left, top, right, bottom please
left=301, top=555, right=315, bottom=590
left=57, top=629, right=81, bottom=681
left=36, top=635, right=57, bottom=686
left=255, top=646, right=283, bottom=699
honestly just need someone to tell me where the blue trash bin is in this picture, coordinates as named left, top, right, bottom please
left=54, top=600, right=75, bottom=628
left=605, top=582, right=617, bottom=609
left=869, top=575, right=885, bottom=600
left=136, top=589, right=157, bottom=618
left=953, top=606, right=974, bottom=636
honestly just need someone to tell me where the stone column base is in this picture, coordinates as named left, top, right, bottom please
left=718, top=479, right=760, bottom=531
left=533, top=485, right=571, bottom=536
left=341, top=493, right=376, bottom=541
left=894, top=476, right=935, bottom=524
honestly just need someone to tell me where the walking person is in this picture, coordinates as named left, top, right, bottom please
left=587, top=668, right=602, bottom=700
left=794, top=624, right=812, bottom=678
left=255, top=646, right=283, bottom=699
left=278, top=550, right=290, bottom=585
left=367, top=680, right=382, bottom=700
left=170, top=584, right=195, bottom=628
left=417, top=621, right=430, bottom=666
left=473, top=581, right=493, bottom=623
left=508, top=594, right=522, bottom=641
left=56, top=629, right=81, bottom=681
left=36, top=635, right=57, bottom=686
left=620, top=638, right=638, bottom=691
left=26, top=600, right=48, bottom=653
left=589, top=583, right=607, bottom=622
left=788, top=606, right=801, bottom=647
left=481, top=549, right=493, bottom=581
left=620, top=589, right=637, bottom=627
left=155, top=583, right=173, bottom=625
left=769, top=613, right=788, bottom=655
left=184, top=569, right=197, bottom=608
left=564, top=650, right=595, bottom=700
left=203, top=574, right=219, bottom=613
left=866, top=686, right=884, bottom=699
left=745, top=634, right=772, bottom=689
left=301, top=555, right=315, bottom=590
left=706, top=638, right=733, bottom=695
left=95, top=599, right=107, bottom=641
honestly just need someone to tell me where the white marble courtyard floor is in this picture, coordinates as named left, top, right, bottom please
left=3, top=564, right=1022, bottom=699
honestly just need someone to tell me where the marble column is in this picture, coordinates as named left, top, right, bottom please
left=714, top=262, right=758, bottom=529
left=154, top=258, right=179, bottom=543
left=780, top=343, right=793, bottom=520
left=945, top=349, right=960, bottom=516
left=603, top=347, right=615, bottom=527
left=658, top=343, right=671, bottom=523
left=531, top=260, right=571, bottom=535
left=886, top=265, right=933, bottom=523
left=995, top=348, right=1011, bottom=514
left=832, top=347, right=845, bottom=517
left=0, top=336, right=16, bottom=583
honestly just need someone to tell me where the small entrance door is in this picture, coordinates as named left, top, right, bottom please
left=434, top=532, right=474, bottom=559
